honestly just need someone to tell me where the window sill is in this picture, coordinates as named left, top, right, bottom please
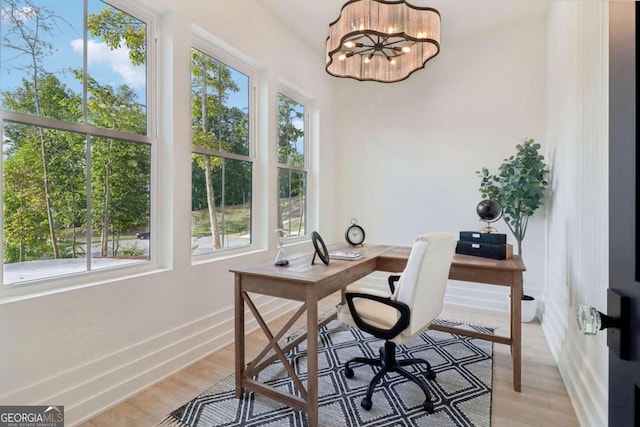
left=191, top=245, right=267, bottom=266
left=0, top=262, right=169, bottom=305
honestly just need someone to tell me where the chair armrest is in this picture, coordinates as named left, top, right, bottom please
left=388, top=275, right=401, bottom=294
left=345, top=292, right=410, bottom=340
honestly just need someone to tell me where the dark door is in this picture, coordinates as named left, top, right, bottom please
left=609, top=2, right=640, bottom=425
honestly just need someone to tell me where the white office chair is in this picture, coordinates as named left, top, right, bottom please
left=338, top=232, right=457, bottom=413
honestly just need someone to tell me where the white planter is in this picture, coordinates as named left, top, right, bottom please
left=521, top=295, right=537, bottom=323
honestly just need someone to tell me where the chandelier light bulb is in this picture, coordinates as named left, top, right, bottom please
left=326, top=0, right=441, bottom=82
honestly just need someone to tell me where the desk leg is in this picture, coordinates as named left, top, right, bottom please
left=307, top=294, right=319, bottom=427
left=511, top=272, right=522, bottom=392
left=235, top=274, right=245, bottom=398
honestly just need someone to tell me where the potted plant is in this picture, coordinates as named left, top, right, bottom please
left=477, top=138, right=549, bottom=322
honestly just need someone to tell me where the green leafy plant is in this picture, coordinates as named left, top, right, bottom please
left=120, top=244, right=145, bottom=257
left=477, top=138, right=549, bottom=256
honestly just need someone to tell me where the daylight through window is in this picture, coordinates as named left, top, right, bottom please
left=277, top=92, right=307, bottom=238
left=190, top=48, right=253, bottom=255
left=0, top=0, right=154, bottom=285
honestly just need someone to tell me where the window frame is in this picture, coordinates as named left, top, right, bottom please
left=0, top=0, right=159, bottom=296
left=275, top=85, right=311, bottom=243
left=190, top=35, right=258, bottom=261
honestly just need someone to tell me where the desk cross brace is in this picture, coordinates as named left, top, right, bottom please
left=242, top=292, right=308, bottom=400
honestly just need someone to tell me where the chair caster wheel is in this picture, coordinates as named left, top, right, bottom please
left=423, top=400, right=435, bottom=413
left=425, top=370, right=436, bottom=380
left=345, top=367, right=354, bottom=378
left=361, top=397, right=372, bottom=411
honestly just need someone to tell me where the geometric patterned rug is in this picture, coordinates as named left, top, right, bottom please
left=160, top=319, right=493, bottom=427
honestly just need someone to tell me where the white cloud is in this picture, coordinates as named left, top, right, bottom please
left=71, top=38, right=145, bottom=89
left=0, top=6, right=37, bottom=23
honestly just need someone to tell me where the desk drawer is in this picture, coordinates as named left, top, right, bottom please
left=459, top=231, right=507, bottom=245
left=455, top=241, right=508, bottom=260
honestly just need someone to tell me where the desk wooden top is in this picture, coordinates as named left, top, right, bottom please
left=229, top=243, right=391, bottom=283
left=230, top=243, right=526, bottom=283
left=377, top=246, right=526, bottom=272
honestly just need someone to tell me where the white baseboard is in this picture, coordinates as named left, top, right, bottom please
left=1, top=296, right=300, bottom=426
left=542, top=298, right=607, bottom=427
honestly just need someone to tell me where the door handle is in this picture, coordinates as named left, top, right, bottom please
left=577, top=304, right=620, bottom=334
left=576, top=289, right=630, bottom=360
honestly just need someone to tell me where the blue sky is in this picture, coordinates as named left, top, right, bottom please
left=0, top=0, right=254, bottom=112
left=1, top=0, right=147, bottom=105
left=1, top=0, right=287, bottom=147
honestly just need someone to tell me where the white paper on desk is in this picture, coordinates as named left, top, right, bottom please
left=329, top=251, right=363, bottom=260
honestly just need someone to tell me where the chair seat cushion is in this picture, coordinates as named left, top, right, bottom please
left=338, top=300, right=430, bottom=344
left=338, top=295, right=427, bottom=345
left=338, top=296, right=397, bottom=329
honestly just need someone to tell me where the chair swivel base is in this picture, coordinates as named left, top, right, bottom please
left=344, top=341, right=437, bottom=413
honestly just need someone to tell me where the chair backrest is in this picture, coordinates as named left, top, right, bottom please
left=394, top=232, right=457, bottom=338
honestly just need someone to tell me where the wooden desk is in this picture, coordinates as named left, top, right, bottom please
left=231, top=244, right=525, bottom=427
left=376, top=247, right=525, bottom=392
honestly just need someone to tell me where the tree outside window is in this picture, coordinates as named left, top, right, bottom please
left=190, top=48, right=252, bottom=254
left=277, top=92, right=307, bottom=237
left=0, top=0, right=154, bottom=285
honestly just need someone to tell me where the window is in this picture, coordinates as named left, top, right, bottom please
left=190, top=47, right=253, bottom=255
left=277, top=92, right=307, bottom=238
left=0, top=0, right=155, bottom=286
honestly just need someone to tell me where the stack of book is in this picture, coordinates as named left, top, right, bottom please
left=455, top=231, right=513, bottom=260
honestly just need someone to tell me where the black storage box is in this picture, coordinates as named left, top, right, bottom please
left=459, top=231, right=507, bottom=245
left=455, top=241, right=507, bottom=260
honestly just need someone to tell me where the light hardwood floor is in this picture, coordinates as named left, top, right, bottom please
left=80, top=294, right=579, bottom=427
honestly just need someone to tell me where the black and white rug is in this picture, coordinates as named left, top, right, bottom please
left=161, top=320, right=493, bottom=427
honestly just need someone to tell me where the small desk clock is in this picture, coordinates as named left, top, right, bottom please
left=345, top=218, right=365, bottom=246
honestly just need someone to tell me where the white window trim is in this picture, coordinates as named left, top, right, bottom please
left=275, top=83, right=313, bottom=245
left=0, top=0, right=160, bottom=298
left=189, top=34, right=260, bottom=262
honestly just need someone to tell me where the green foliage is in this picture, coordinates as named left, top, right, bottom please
left=191, top=205, right=251, bottom=236
left=119, top=244, right=145, bottom=257
left=276, top=94, right=306, bottom=231
left=477, top=138, right=549, bottom=256
left=2, top=74, right=85, bottom=262
left=277, top=93, right=304, bottom=167
left=2, top=74, right=82, bottom=120
left=91, top=138, right=150, bottom=245
left=1, top=0, right=151, bottom=264
left=3, top=131, right=50, bottom=262
left=87, top=7, right=146, bottom=66
left=1, top=0, right=76, bottom=260
left=190, top=48, right=253, bottom=249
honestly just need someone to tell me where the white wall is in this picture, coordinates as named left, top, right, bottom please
left=0, top=1, right=336, bottom=424
left=543, top=2, right=609, bottom=426
left=333, top=18, right=548, bottom=311
left=2, top=2, right=609, bottom=425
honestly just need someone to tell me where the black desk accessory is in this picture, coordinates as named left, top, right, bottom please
left=311, top=231, right=330, bottom=265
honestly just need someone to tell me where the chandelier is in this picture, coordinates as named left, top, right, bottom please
left=326, top=0, right=441, bottom=83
